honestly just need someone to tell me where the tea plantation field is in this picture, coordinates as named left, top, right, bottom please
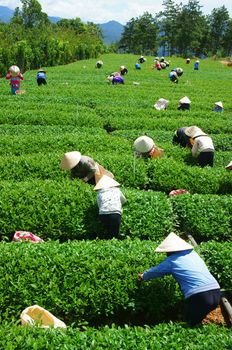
left=0, top=54, right=231, bottom=348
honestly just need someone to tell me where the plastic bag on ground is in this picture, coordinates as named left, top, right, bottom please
left=169, top=189, right=190, bottom=196
left=13, top=231, right=44, bottom=243
left=20, top=305, right=66, bottom=328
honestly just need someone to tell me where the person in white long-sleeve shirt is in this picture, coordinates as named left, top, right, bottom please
left=185, top=126, right=214, bottom=167
left=94, top=175, right=126, bottom=239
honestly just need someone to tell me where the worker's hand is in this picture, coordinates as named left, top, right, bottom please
left=138, top=273, right=143, bottom=282
left=82, top=177, right=88, bottom=183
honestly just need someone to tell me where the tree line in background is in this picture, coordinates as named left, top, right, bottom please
left=0, top=0, right=232, bottom=76
left=0, top=0, right=106, bottom=75
left=118, top=0, right=232, bottom=57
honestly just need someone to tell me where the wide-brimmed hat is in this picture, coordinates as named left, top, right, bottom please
left=9, top=65, right=20, bottom=76
left=120, top=65, right=125, bottom=70
left=154, top=98, right=169, bottom=110
left=94, top=175, right=120, bottom=190
left=134, top=136, right=155, bottom=153
left=179, top=96, right=191, bottom=104
left=38, top=68, right=46, bottom=73
left=155, top=232, right=193, bottom=252
left=60, top=151, right=81, bottom=170
left=185, top=126, right=207, bottom=138
left=225, top=161, right=232, bottom=170
left=215, top=101, right=223, bottom=108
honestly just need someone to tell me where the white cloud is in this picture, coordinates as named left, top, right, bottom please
left=0, top=0, right=231, bottom=24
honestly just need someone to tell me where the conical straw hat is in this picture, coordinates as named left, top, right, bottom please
left=9, top=65, right=20, bottom=77
left=215, top=101, right=223, bottom=108
left=154, top=98, right=169, bottom=110
left=185, top=126, right=207, bottom=138
left=179, top=96, right=191, bottom=104
left=155, top=232, right=193, bottom=252
left=134, top=136, right=155, bottom=153
left=225, top=161, right=232, bottom=170
left=60, top=151, right=81, bottom=170
left=94, top=175, right=120, bottom=190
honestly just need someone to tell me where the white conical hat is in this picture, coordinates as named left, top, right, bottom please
left=225, top=161, right=232, bottom=170
left=9, top=65, right=20, bottom=76
left=215, top=101, right=223, bottom=108
left=155, top=232, right=193, bottom=252
left=185, top=126, right=207, bottom=138
left=154, top=98, right=169, bottom=110
left=134, top=136, right=155, bottom=153
left=176, top=67, right=183, bottom=74
left=120, top=65, right=125, bottom=70
left=179, top=96, right=191, bottom=104
left=60, top=151, right=81, bottom=170
left=94, top=175, right=120, bottom=190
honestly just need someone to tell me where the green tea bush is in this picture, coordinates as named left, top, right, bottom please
left=0, top=180, right=173, bottom=241
left=170, top=194, right=232, bottom=241
left=147, top=158, right=232, bottom=194
left=0, top=323, right=231, bottom=350
left=0, top=239, right=230, bottom=325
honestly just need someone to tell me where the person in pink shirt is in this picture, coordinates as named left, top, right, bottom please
left=6, top=65, right=24, bottom=95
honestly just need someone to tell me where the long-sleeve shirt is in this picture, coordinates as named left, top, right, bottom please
left=6, top=73, right=24, bottom=88
left=71, top=156, right=97, bottom=181
left=112, top=76, right=124, bottom=85
left=192, top=136, right=214, bottom=157
left=97, top=187, right=126, bottom=215
left=37, top=72, right=46, bottom=80
left=142, top=249, right=220, bottom=299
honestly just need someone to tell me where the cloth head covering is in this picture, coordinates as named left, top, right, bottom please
left=9, top=65, right=20, bottom=77
left=94, top=175, right=120, bottom=190
left=60, top=151, right=81, bottom=170
left=154, top=98, right=169, bottom=110
left=215, top=101, right=223, bottom=108
left=179, top=96, right=191, bottom=104
left=185, top=126, right=207, bottom=138
left=155, top=232, right=193, bottom=252
left=134, top=136, right=155, bottom=153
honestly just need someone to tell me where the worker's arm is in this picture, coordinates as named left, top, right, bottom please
left=120, top=192, right=127, bottom=205
left=138, top=259, right=172, bottom=281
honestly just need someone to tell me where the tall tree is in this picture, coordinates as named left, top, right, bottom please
left=174, top=1, right=208, bottom=56
left=119, top=12, right=158, bottom=54
left=21, top=0, right=49, bottom=28
left=158, top=0, right=181, bottom=55
left=207, top=6, right=230, bottom=54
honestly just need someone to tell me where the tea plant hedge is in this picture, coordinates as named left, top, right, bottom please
left=0, top=180, right=230, bottom=242
left=0, top=239, right=230, bottom=325
left=0, top=323, right=231, bottom=350
left=0, top=54, right=231, bottom=341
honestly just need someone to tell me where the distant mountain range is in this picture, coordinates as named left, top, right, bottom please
left=0, top=6, right=124, bottom=44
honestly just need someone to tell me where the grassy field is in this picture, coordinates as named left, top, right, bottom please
left=0, top=54, right=231, bottom=348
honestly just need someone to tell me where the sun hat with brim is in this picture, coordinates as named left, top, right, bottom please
left=134, top=136, right=155, bottom=153
left=155, top=232, right=193, bottom=252
left=225, top=161, right=232, bottom=170
left=94, top=175, right=120, bottom=190
left=185, top=126, right=207, bottom=138
left=60, top=151, right=81, bottom=170
left=154, top=98, right=169, bottom=110
left=9, top=65, right=20, bottom=77
left=179, top=96, right=191, bottom=104
left=215, top=101, right=223, bottom=108
left=38, top=68, right=46, bottom=73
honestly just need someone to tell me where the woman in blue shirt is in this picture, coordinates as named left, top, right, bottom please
left=138, top=232, right=220, bottom=327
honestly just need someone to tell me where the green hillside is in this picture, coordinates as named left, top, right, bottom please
left=0, top=54, right=231, bottom=347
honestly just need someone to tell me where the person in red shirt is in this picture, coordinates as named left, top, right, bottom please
left=6, top=65, right=24, bottom=95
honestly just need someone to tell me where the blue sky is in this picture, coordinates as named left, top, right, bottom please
left=1, top=0, right=232, bottom=24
